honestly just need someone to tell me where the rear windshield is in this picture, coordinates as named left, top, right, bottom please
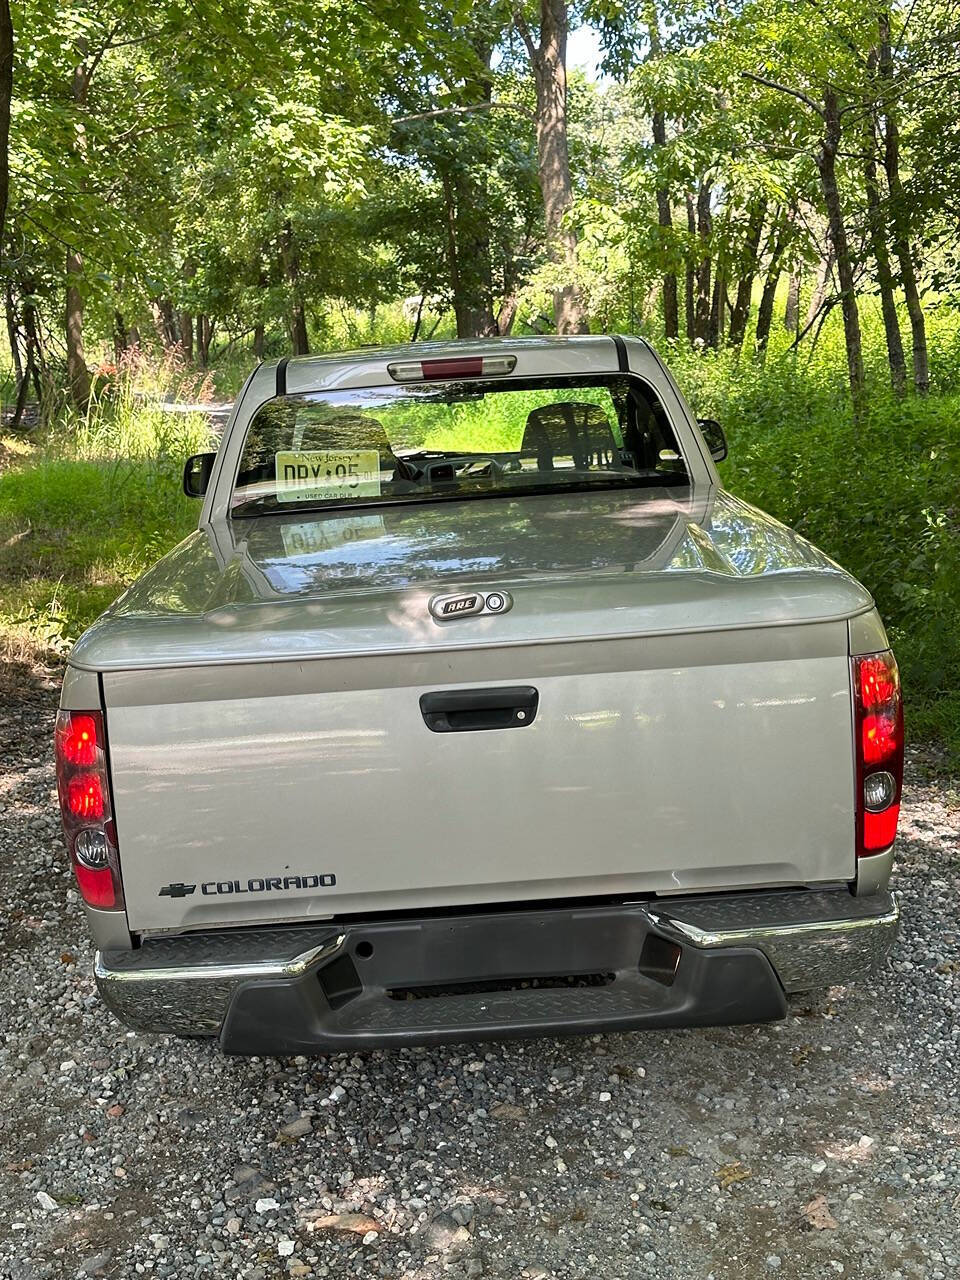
left=231, top=375, right=689, bottom=516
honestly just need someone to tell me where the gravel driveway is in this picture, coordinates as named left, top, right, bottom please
left=2, top=669, right=959, bottom=1280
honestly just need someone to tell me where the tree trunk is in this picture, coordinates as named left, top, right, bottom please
left=11, top=277, right=40, bottom=429
left=178, top=312, right=194, bottom=362
left=5, top=278, right=21, bottom=383
left=816, top=89, right=865, bottom=419
left=451, top=40, right=498, bottom=339
left=783, top=271, right=800, bottom=334
left=805, top=247, right=835, bottom=329
left=454, top=180, right=498, bottom=338
left=496, top=294, right=519, bottom=336
left=0, top=0, right=12, bottom=266
left=693, top=184, right=712, bottom=342
left=66, top=57, right=93, bottom=412
left=755, top=220, right=787, bottom=357
left=862, top=67, right=906, bottom=397
left=280, top=222, right=309, bottom=355
left=645, top=4, right=677, bottom=341
left=196, top=315, right=214, bottom=367
left=728, top=200, right=766, bottom=349
left=440, top=169, right=466, bottom=337
left=290, top=304, right=308, bottom=355
left=65, top=250, right=91, bottom=411
left=409, top=294, right=426, bottom=343
left=653, top=112, right=678, bottom=341
left=519, top=0, right=588, bottom=334
left=878, top=12, right=928, bottom=393
left=433, top=46, right=498, bottom=339
left=442, top=169, right=498, bottom=339
left=10, top=350, right=30, bottom=430
left=708, top=272, right=725, bottom=348
left=253, top=256, right=268, bottom=359
left=178, top=259, right=195, bottom=361
left=684, top=193, right=696, bottom=341
left=113, top=311, right=129, bottom=363
left=152, top=298, right=179, bottom=348
left=754, top=270, right=779, bottom=355
left=22, top=284, right=42, bottom=400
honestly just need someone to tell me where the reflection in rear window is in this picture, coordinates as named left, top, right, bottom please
left=231, top=375, right=688, bottom=515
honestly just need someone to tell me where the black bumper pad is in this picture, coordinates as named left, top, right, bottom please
left=218, top=902, right=786, bottom=1055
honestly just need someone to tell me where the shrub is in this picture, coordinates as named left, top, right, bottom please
left=663, top=307, right=960, bottom=762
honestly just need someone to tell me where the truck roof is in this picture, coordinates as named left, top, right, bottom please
left=261, top=333, right=649, bottom=378
left=251, top=334, right=655, bottom=399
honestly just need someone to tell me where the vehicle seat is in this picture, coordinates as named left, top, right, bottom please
left=294, top=414, right=403, bottom=480
left=520, top=403, right=621, bottom=471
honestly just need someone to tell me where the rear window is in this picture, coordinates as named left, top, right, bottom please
left=231, top=375, right=689, bottom=516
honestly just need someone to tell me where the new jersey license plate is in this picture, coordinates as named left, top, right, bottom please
left=274, top=450, right=382, bottom=502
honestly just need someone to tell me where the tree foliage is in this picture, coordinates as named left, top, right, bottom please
left=1, top=0, right=959, bottom=410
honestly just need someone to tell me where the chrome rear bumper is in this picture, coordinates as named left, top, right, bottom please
left=645, top=888, right=900, bottom=993
left=94, top=888, right=900, bottom=1045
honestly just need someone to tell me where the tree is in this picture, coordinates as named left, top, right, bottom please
left=643, top=1, right=678, bottom=340
left=7, top=0, right=960, bottom=412
left=878, top=9, right=929, bottom=394
left=862, top=53, right=907, bottom=396
left=816, top=89, right=865, bottom=416
left=734, top=0, right=872, bottom=416
left=514, top=1, right=589, bottom=333
left=0, top=0, right=11, bottom=264
left=754, top=209, right=791, bottom=356
left=728, top=199, right=765, bottom=348
left=386, top=19, right=542, bottom=340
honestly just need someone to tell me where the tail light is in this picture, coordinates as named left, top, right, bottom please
left=55, top=710, right=123, bottom=910
left=386, top=354, right=517, bottom=382
left=853, top=651, right=903, bottom=856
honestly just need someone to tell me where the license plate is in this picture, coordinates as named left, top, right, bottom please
left=274, top=449, right=382, bottom=502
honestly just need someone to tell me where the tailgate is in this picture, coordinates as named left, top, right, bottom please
left=104, top=621, right=856, bottom=933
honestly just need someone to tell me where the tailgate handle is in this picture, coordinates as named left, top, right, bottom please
left=419, top=686, right=539, bottom=733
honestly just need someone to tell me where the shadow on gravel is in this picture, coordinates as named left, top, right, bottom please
left=0, top=653, right=60, bottom=708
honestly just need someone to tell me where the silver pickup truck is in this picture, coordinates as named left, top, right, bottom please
left=56, top=336, right=902, bottom=1054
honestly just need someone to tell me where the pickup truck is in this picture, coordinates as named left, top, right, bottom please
left=56, top=335, right=902, bottom=1055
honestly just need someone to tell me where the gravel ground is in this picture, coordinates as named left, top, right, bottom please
left=2, top=667, right=959, bottom=1280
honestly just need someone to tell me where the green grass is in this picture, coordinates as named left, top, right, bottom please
left=0, top=452, right=201, bottom=660
left=0, top=360, right=211, bottom=663
left=379, top=384, right=623, bottom=452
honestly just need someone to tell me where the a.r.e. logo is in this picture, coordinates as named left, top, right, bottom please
left=429, top=590, right=512, bottom=621
left=442, top=595, right=478, bottom=616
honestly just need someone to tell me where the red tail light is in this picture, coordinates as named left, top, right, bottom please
left=59, top=713, right=98, bottom=766
left=853, top=650, right=903, bottom=856
left=66, top=773, right=105, bottom=820
left=386, top=354, right=517, bottom=382
left=55, top=710, right=123, bottom=910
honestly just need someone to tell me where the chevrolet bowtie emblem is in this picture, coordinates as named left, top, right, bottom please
left=158, top=882, right=197, bottom=898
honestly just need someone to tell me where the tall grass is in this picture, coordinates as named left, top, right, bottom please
left=663, top=303, right=960, bottom=759
left=0, top=355, right=213, bottom=664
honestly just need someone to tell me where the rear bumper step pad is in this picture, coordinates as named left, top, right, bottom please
left=94, top=889, right=899, bottom=1052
